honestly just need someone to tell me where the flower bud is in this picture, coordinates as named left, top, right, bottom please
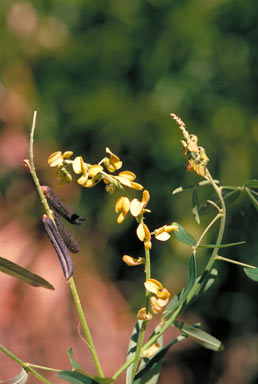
left=137, top=307, right=152, bottom=321
left=122, top=255, right=145, bottom=266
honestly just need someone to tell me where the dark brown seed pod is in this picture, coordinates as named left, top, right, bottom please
left=52, top=210, right=80, bottom=253
left=41, top=185, right=85, bottom=225
left=42, top=214, right=73, bottom=279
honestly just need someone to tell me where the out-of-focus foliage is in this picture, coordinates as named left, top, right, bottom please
left=0, top=0, right=258, bottom=382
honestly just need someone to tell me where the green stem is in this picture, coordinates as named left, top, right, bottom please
left=112, top=304, right=182, bottom=381
left=185, top=171, right=226, bottom=306
left=193, top=213, right=221, bottom=255
left=68, top=277, right=104, bottom=377
left=245, top=188, right=258, bottom=206
left=29, top=111, right=53, bottom=219
left=130, top=247, right=151, bottom=383
left=0, top=345, right=52, bottom=384
left=113, top=170, right=227, bottom=381
left=29, top=112, right=103, bottom=377
left=204, top=170, right=226, bottom=273
left=26, top=364, right=61, bottom=373
left=216, top=255, right=257, bottom=269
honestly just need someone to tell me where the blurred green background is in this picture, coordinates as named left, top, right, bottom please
left=0, top=0, right=258, bottom=382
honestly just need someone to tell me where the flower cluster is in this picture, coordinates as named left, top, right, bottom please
left=137, top=279, right=171, bottom=320
left=48, top=147, right=143, bottom=191
left=48, top=146, right=176, bottom=318
left=170, top=113, right=209, bottom=178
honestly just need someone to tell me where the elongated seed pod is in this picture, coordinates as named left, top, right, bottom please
left=52, top=210, right=80, bottom=253
left=41, top=185, right=85, bottom=225
left=42, top=214, right=73, bottom=279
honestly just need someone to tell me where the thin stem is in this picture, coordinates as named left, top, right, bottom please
left=216, top=255, right=257, bottom=269
left=245, top=188, right=258, bottom=205
left=113, top=170, right=227, bottom=381
left=130, top=247, right=151, bottom=383
left=26, top=364, right=61, bottom=373
left=193, top=213, right=221, bottom=255
left=204, top=170, right=226, bottom=273
left=0, top=345, right=52, bottom=384
left=29, top=111, right=53, bottom=220
left=112, top=304, right=182, bottom=381
left=29, top=112, right=103, bottom=377
left=68, top=277, right=104, bottom=377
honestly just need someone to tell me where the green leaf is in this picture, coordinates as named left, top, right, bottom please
left=192, top=188, right=200, bottom=224
left=172, top=223, right=196, bottom=246
left=133, top=335, right=186, bottom=384
left=199, top=189, right=241, bottom=216
left=194, top=269, right=218, bottom=298
left=244, top=267, right=258, bottom=282
left=137, top=325, right=163, bottom=383
left=126, top=321, right=142, bottom=384
left=244, top=179, right=258, bottom=189
left=58, top=371, right=114, bottom=384
left=198, top=241, right=246, bottom=249
left=0, top=257, right=54, bottom=290
left=2, top=368, right=28, bottom=384
left=174, top=322, right=223, bottom=351
left=67, top=348, right=80, bottom=370
left=163, top=254, right=196, bottom=319
left=58, top=371, right=94, bottom=384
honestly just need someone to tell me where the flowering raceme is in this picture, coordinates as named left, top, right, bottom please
left=48, top=146, right=174, bottom=322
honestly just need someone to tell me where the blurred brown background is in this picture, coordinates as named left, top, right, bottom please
left=0, top=0, right=258, bottom=383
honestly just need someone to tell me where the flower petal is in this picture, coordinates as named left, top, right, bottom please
left=73, top=156, right=85, bottom=174
left=116, top=176, right=132, bottom=187
left=130, top=181, right=144, bottom=191
left=155, top=232, right=171, bottom=241
left=130, top=199, right=144, bottom=217
left=122, top=255, right=144, bottom=266
left=115, top=196, right=124, bottom=212
left=144, top=278, right=163, bottom=294
left=48, top=151, right=63, bottom=167
left=77, top=174, right=89, bottom=186
left=137, top=307, right=152, bottom=321
left=122, top=197, right=130, bottom=213
left=136, top=223, right=145, bottom=241
left=117, top=212, right=126, bottom=224
left=118, top=171, right=136, bottom=181
left=88, top=165, right=103, bottom=178
left=62, top=151, right=73, bottom=159
left=142, top=189, right=150, bottom=205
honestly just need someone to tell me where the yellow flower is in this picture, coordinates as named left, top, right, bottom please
left=48, top=151, right=73, bottom=167
left=115, top=171, right=144, bottom=191
left=122, top=255, right=145, bottom=266
left=136, top=223, right=152, bottom=249
left=115, top=196, right=131, bottom=223
left=145, top=279, right=170, bottom=315
left=150, top=291, right=170, bottom=314
left=72, top=156, right=86, bottom=174
left=154, top=223, right=178, bottom=241
left=72, top=156, right=103, bottom=188
left=144, top=278, right=163, bottom=295
left=150, top=296, right=163, bottom=314
left=48, top=151, right=73, bottom=184
left=130, top=190, right=150, bottom=217
left=104, top=147, right=123, bottom=172
left=137, top=307, right=152, bottom=321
